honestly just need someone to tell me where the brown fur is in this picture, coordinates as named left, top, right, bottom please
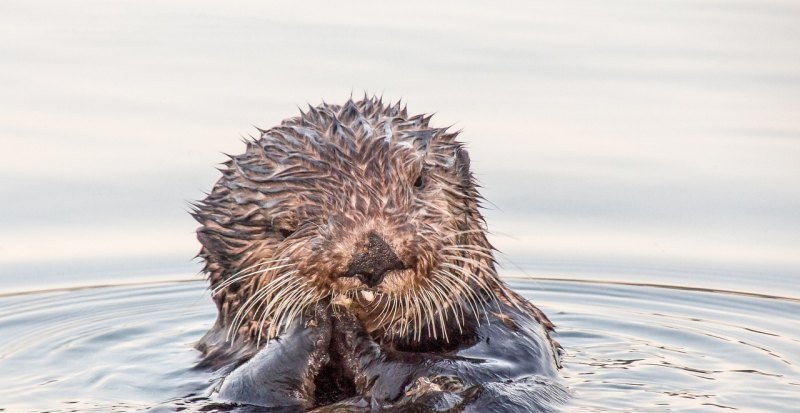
left=192, top=96, right=556, bottom=358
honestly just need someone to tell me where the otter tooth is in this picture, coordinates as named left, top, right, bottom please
left=361, top=290, right=375, bottom=302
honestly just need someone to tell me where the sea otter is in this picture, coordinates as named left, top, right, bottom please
left=192, top=96, right=568, bottom=412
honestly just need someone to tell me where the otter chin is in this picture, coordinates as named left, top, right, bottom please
left=192, top=96, right=568, bottom=412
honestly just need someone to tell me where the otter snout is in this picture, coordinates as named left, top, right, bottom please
left=345, top=232, right=406, bottom=287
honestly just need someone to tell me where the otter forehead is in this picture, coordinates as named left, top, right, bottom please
left=216, top=99, right=463, bottom=222
left=255, top=131, right=422, bottom=206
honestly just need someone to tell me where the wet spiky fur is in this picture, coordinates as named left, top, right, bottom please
left=192, top=96, right=555, bottom=362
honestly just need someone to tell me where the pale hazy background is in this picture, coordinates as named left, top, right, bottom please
left=1, top=0, right=798, bottom=296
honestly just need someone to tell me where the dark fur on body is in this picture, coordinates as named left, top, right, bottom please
left=192, top=97, right=565, bottom=411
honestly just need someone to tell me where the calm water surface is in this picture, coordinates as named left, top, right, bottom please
left=1, top=0, right=798, bottom=411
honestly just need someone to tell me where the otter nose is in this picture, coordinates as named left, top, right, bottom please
left=345, top=232, right=405, bottom=287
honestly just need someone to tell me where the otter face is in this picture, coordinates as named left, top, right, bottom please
left=194, top=97, right=498, bottom=345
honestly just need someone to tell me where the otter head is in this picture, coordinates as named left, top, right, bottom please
left=193, top=97, right=500, bottom=347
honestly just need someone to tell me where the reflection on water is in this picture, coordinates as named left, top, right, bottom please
left=0, top=279, right=798, bottom=412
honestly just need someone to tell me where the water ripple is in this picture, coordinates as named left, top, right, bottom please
left=511, top=279, right=800, bottom=412
left=0, top=278, right=798, bottom=412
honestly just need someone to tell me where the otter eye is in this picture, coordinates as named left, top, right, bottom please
left=269, top=220, right=296, bottom=239
left=413, top=174, right=424, bottom=189
left=278, top=227, right=295, bottom=239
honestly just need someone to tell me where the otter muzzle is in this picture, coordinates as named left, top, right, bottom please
left=345, top=232, right=405, bottom=287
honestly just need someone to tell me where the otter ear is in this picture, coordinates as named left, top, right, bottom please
left=454, top=146, right=471, bottom=185
left=196, top=228, right=228, bottom=268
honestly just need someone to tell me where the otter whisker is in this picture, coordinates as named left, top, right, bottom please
left=435, top=269, right=486, bottom=326
left=415, top=289, right=426, bottom=342
left=224, top=257, right=290, bottom=282
left=293, top=290, right=322, bottom=328
left=374, top=293, right=394, bottom=327
left=439, top=262, right=498, bottom=322
left=433, top=276, right=464, bottom=327
left=380, top=293, right=400, bottom=332
left=252, top=272, right=299, bottom=311
left=421, top=283, right=444, bottom=339
left=282, top=288, right=318, bottom=330
left=401, top=290, right=414, bottom=340
left=271, top=287, right=312, bottom=338
left=399, top=293, right=408, bottom=338
left=212, top=260, right=293, bottom=294
left=430, top=290, right=445, bottom=341
left=444, top=243, right=495, bottom=253
left=228, top=272, right=294, bottom=335
left=244, top=263, right=297, bottom=278
left=425, top=281, right=450, bottom=342
left=434, top=271, right=478, bottom=324
left=213, top=262, right=295, bottom=294
left=418, top=286, right=437, bottom=340
left=284, top=285, right=317, bottom=327
left=238, top=273, right=299, bottom=342
left=440, top=228, right=488, bottom=240
left=255, top=276, right=304, bottom=339
left=263, top=292, right=301, bottom=342
left=401, top=294, right=412, bottom=338
left=436, top=273, right=474, bottom=312
left=441, top=256, right=495, bottom=276
left=406, top=292, right=416, bottom=342
left=439, top=262, right=496, bottom=296
left=387, top=296, right=400, bottom=337
left=231, top=273, right=298, bottom=343
left=413, top=288, right=426, bottom=342
left=379, top=295, right=400, bottom=332
left=463, top=269, right=503, bottom=313
left=441, top=246, right=496, bottom=261
left=430, top=278, right=462, bottom=335
left=265, top=281, right=307, bottom=339
left=441, top=254, right=499, bottom=283
left=251, top=271, right=301, bottom=341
